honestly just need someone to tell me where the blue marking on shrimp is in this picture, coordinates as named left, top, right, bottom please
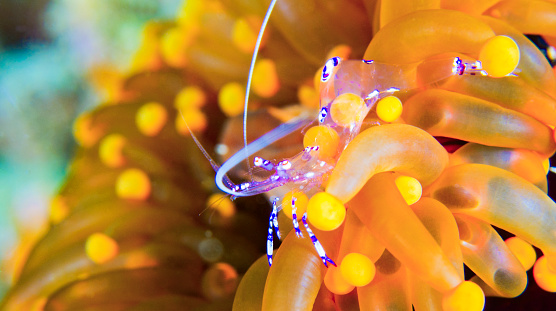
left=321, top=56, right=341, bottom=82
left=291, top=198, right=303, bottom=238
left=318, top=106, right=328, bottom=124
left=214, top=115, right=312, bottom=198
left=302, top=213, right=336, bottom=267
left=267, top=198, right=280, bottom=266
left=254, top=156, right=275, bottom=171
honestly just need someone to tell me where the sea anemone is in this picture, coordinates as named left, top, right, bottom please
left=2, top=0, right=556, bottom=310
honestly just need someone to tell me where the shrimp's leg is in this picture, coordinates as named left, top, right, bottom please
left=272, top=200, right=281, bottom=240
left=179, top=110, right=237, bottom=189
left=267, top=198, right=280, bottom=266
left=291, top=198, right=303, bottom=237
left=301, top=213, right=336, bottom=267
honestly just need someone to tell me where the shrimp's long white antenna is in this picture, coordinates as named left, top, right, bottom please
left=216, top=114, right=310, bottom=197
left=243, top=0, right=279, bottom=177
left=179, top=110, right=236, bottom=189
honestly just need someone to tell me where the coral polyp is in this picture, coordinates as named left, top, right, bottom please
left=2, top=0, right=556, bottom=310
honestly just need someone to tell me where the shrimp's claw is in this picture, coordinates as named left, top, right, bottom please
left=215, top=114, right=312, bottom=197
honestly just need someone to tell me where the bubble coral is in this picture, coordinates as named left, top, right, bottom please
left=2, top=0, right=556, bottom=310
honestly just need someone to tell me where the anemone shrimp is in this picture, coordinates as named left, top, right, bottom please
left=191, top=1, right=520, bottom=269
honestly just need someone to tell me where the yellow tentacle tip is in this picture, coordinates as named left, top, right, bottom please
left=533, top=256, right=556, bottom=292
left=298, top=85, right=319, bottom=109
left=505, top=237, right=536, bottom=270
left=232, top=18, right=259, bottom=53
left=99, top=134, right=127, bottom=168
left=175, top=109, right=207, bottom=136
left=175, top=86, right=206, bottom=111
left=376, top=96, right=403, bottom=122
left=281, top=190, right=309, bottom=219
left=218, top=82, right=245, bottom=117
left=394, top=175, right=422, bottom=205
left=85, top=233, right=119, bottom=264
left=303, top=125, right=340, bottom=159
left=479, top=35, right=520, bottom=78
left=330, top=93, right=366, bottom=126
left=73, top=112, right=102, bottom=147
left=252, top=59, right=280, bottom=98
left=207, top=193, right=236, bottom=218
left=340, top=253, right=376, bottom=287
left=49, top=196, right=69, bottom=225
left=307, top=192, right=346, bottom=231
left=136, top=102, right=168, bottom=137
left=325, top=264, right=355, bottom=294
left=160, top=27, right=191, bottom=67
left=116, top=168, right=151, bottom=200
left=442, top=281, right=485, bottom=311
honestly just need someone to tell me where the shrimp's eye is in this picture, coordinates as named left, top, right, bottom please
left=318, top=107, right=328, bottom=123
left=277, top=160, right=292, bottom=170
left=321, top=57, right=341, bottom=82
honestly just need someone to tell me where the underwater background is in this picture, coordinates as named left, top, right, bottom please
left=1, top=0, right=556, bottom=310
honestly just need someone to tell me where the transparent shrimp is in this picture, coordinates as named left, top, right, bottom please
left=209, top=54, right=488, bottom=266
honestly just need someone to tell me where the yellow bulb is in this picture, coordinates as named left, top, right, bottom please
left=252, top=59, right=280, bottom=98
left=207, top=193, right=236, bottom=218
left=218, top=82, right=245, bottom=117
left=160, top=27, right=191, bottom=67
left=116, top=168, right=151, bottom=200
left=394, top=175, right=422, bottom=205
left=340, top=253, right=376, bottom=287
left=376, top=96, right=403, bottom=122
left=174, top=86, right=206, bottom=111
left=330, top=93, right=366, bottom=127
left=505, top=237, right=537, bottom=270
left=281, top=190, right=309, bottom=219
left=73, top=112, right=102, bottom=147
left=136, top=102, right=168, bottom=137
left=176, top=0, right=204, bottom=28
left=175, top=109, right=207, bottom=135
left=442, top=281, right=485, bottom=311
left=533, top=256, right=556, bottom=292
left=307, top=192, right=346, bottom=231
left=232, top=18, right=258, bottom=53
left=49, top=196, right=69, bottom=225
left=85, top=233, right=119, bottom=264
left=99, top=134, right=126, bottom=168
left=325, top=264, right=355, bottom=294
left=298, top=85, right=319, bottom=109
left=303, top=125, right=340, bottom=160
left=479, top=35, right=520, bottom=78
